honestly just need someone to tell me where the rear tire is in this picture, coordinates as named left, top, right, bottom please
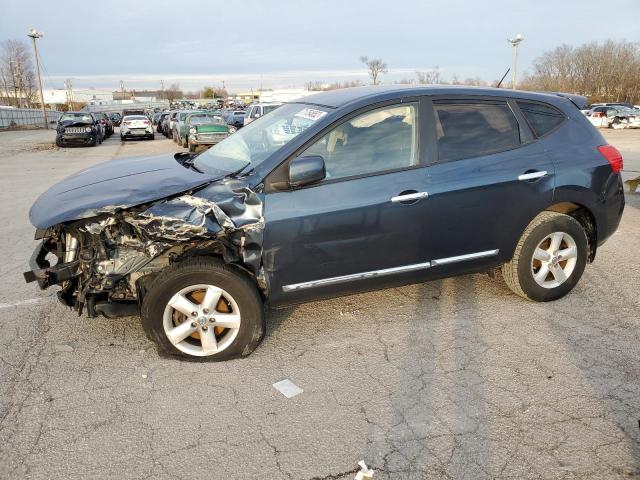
left=188, top=142, right=196, bottom=153
left=502, top=212, right=588, bottom=302
left=140, top=257, right=265, bottom=360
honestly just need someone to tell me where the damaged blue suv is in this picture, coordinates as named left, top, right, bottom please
left=24, top=86, right=625, bottom=360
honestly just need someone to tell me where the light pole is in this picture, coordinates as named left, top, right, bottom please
left=27, top=28, right=47, bottom=128
left=507, top=33, right=524, bottom=90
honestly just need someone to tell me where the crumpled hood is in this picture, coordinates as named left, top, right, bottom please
left=30, top=153, right=228, bottom=229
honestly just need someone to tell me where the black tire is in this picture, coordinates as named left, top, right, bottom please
left=120, top=135, right=125, bottom=142
left=188, top=142, right=196, bottom=153
left=182, top=136, right=188, bottom=148
left=90, top=137, right=98, bottom=147
left=55, top=138, right=63, bottom=147
left=501, top=211, right=588, bottom=302
left=140, top=257, right=265, bottom=361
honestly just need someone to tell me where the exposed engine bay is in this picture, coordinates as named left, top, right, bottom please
left=24, top=178, right=265, bottom=318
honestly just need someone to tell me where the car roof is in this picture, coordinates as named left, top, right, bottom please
left=293, top=85, right=583, bottom=110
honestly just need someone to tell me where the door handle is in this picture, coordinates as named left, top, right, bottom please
left=518, top=170, right=547, bottom=181
left=391, top=191, right=429, bottom=204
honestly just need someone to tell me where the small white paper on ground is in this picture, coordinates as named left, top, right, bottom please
left=272, top=379, right=303, bottom=398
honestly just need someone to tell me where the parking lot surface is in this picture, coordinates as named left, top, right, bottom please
left=0, top=128, right=639, bottom=479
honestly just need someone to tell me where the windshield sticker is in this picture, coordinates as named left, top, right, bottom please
left=295, top=108, right=327, bottom=122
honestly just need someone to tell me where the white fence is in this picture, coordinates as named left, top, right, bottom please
left=0, top=108, right=62, bottom=129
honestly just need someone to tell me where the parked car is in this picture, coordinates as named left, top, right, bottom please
left=180, top=112, right=235, bottom=152
left=157, top=112, right=169, bottom=133
left=122, top=108, right=146, bottom=117
left=25, top=86, right=624, bottom=360
left=110, top=112, right=122, bottom=127
left=120, top=115, right=155, bottom=140
left=55, top=112, right=103, bottom=147
left=161, top=111, right=175, bottom=137
left=173, top=110, right=204, bottom=144
left=244, top=103, right=282, bottom=125
left=587, top=105, right=639, bottom=128
left=166, top=110, right=179, bottom=138
left=92, top=112, right=114, bottom=137
left=224, top=110, right=246, bottom=129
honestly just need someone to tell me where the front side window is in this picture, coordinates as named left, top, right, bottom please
left=433, top=102, right=521, bottom=162
left=517, top=101, right=565, bottom=137
left=302, top=104, right=419, bottom=181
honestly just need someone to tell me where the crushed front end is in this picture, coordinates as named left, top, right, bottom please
left=24, top=179, right=266, bottom=318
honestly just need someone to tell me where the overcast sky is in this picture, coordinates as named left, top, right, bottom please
left=2, top=0, right=638, bottom=92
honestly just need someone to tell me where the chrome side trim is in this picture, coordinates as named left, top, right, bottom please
left=282, top=261, right=432, bottom=292
left=518, top=171, right=547, bottom=181
left=430, top=249, right=499, bottom=267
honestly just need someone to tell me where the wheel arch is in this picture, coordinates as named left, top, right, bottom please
left=543, top=202, right=597, bottom=262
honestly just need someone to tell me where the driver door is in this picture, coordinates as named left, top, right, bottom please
left=262, top=101, right=433, bottom=306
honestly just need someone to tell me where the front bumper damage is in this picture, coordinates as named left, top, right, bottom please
left=23, top=177, right=266, bottom=318
left=24, top=238, right=80, bottom=289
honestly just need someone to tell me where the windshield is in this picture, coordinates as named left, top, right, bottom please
left=195, top=103, right=329, bottom=173
left=189, top=114, right=224, bottom=125
left=60, top=113, right=93, bottom=123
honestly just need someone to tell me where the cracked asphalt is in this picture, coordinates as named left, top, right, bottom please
left=0, top=127, right=639, bottom=479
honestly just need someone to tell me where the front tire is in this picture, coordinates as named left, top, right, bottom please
left=501, top=212, right=588, bottom=302
left=140, top=258, right=265, bottom=360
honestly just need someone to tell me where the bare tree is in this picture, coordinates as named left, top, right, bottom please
left=360, top=56, right=388, bottom=85
left=415, top=68, right=443, bottom=85
left=164, top=83, right=182, bottom=102
left=0, top=40, right=36, bottom=107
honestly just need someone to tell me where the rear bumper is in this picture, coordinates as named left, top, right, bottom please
left=594, top=174, right=625, bottom=247
left=23, top=239, right=79, bottom=289
left=121, top=129, right=154, bottom=138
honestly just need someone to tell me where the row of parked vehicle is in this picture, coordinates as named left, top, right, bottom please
left=582, top=102, right=640, bottom=129
left=55, top=111, right=116, bottom=147
left=152, top=104, right=280, bottom=152
left=55, top=103, right=285, bottom=149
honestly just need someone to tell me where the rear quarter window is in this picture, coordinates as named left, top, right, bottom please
left=517, top=101, right=566, bottom=137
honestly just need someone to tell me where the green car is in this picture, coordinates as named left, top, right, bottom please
left=180, top=113, right=235, bottom=152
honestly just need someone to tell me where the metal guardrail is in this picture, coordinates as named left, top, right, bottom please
left=0, top=108, right=62, bottom=129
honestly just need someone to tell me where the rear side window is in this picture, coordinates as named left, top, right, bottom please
left=517, top=101, right=565, bottom=137
left=433, top=102, right=521, bottom=162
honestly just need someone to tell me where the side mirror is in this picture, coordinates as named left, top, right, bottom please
left=288, top=156, right=326, bottom=188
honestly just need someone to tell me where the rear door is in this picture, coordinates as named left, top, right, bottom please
left=422, top=97, right=555, bottom=270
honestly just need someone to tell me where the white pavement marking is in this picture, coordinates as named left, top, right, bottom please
left=0, top=298, right=45, bottom=310
left=272, top=379, right=303, bottom=398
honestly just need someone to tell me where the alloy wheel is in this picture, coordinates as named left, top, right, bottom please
left=162, top=284, right=241, bottom=356
left=530, top=231, right=578, bottom=289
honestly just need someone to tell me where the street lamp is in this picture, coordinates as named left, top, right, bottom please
left=27, top=28, right=47, bottom=128
left=507, top=33, right=524, bottom=90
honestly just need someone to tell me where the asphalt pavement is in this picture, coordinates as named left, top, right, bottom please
left=0, top=127, right=638, bottom=480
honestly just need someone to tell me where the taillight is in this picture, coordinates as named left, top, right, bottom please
left=592, top=112, right=603, bottom=118
left=124, top=121, right=132, bottom=126
left=143, top=120, right=150, bottom=125
left=597, top=145, right=623, bottom=173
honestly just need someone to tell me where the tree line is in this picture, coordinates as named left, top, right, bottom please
left=520, top=40, right=640, bottom=103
